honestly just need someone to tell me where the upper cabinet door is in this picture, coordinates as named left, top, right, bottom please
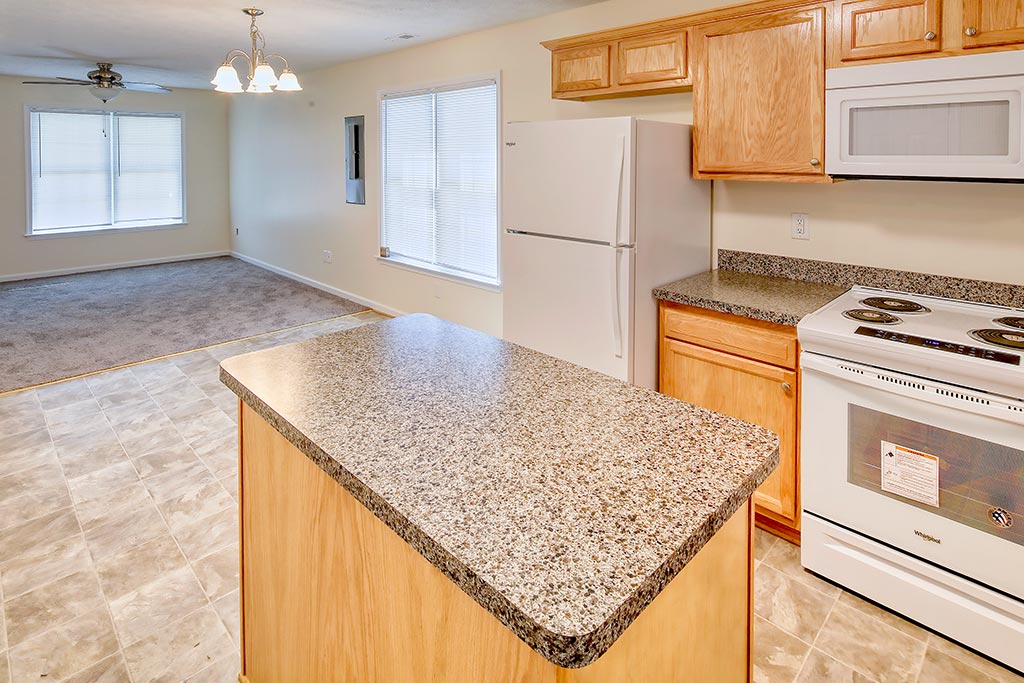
left=552, top=44, right=611, bottom=94
left=616, top=30, right=688, bottom=85
left=962, top=0, right=1024, bottom=49
left=840, top=0, right=942, bottom=61
left=693, top=7, right=826, bottom=177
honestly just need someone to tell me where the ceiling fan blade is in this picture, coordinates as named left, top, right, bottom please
left=21, top=80, right=89, bottom=86
left=122, top=82, right=172, bottom=93
left=56, top=77, right=94, bottom=84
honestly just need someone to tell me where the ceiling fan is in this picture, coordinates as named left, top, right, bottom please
left=22, top=63, right=172, bottom=103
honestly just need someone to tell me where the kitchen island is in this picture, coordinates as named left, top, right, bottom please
left=220, top=314, right=779, bottom=682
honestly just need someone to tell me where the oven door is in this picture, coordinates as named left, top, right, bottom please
left=825, top=75, right=1024, bottom=180
left=801, top=352, right=1024, bottom=600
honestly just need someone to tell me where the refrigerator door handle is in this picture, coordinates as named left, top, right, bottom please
left=610, top=247, right=623, bottom=358
left=610, top=135, right=626, bottom=247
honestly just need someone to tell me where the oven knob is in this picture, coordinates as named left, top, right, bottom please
left=924, top=31, right=936, bottom=40
left=989, top=507, right=1013, bottom=529
left=965, top=26, right=978, bottom=36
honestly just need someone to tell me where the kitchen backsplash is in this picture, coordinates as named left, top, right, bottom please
left=718, top=250, right=1024, bottom=310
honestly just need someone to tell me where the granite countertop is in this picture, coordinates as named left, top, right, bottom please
left=220, top=314, right=779, bottom=668
left=654, top=269, right=848, bottom=326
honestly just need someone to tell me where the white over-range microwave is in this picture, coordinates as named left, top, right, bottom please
left=826, top=51, right=1024, bottom=181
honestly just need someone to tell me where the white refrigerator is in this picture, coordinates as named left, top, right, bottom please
left=502, top=117, right=711, bottom=389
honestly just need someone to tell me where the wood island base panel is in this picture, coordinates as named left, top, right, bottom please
left=219, top=314, right=779, bottom=682
left=239, top=404, right=754, bottom=682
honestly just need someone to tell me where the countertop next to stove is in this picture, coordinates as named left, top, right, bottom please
left=653, top=269, right=848, bottom=327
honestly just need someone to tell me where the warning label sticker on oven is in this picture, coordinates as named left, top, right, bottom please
left=880, top=441, right=940, bottom=508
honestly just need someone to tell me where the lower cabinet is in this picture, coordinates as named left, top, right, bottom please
left=659, top=302, right=801, bottom=541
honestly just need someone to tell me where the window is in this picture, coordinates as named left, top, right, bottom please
left=27, top=109, right=184, bottom=236
left=380, top=78, right=499, bottom=286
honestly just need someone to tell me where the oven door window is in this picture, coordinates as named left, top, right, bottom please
left=848, top=404, right=1024, bottom=547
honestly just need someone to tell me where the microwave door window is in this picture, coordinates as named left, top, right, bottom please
left=848, top=100, right=1011, bottom=157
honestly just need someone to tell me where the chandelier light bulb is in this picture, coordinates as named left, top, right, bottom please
left=211, top=64, right=244, bottom=93
left=275, top=69, right=302, bottom=92
left=246, top=80, right=273, bottom=94
left=251, top=64, right=279, bottom=88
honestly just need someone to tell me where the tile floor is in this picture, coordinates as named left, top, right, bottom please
left=0, top=307, right=1020, bottom=683
left=0, top=311, right=384, bottom=683
left=752, top=528, right=1023, bottom=683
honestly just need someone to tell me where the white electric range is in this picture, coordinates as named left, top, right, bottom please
left=798, top=286, right=1024, bottom=673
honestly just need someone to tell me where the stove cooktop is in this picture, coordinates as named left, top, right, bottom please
left=798, top=286, right=1024, bottom=398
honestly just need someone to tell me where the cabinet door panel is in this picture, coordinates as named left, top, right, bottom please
left=840, top=0, right=941, bottom=60
left=552, top=45, right=611, bottom=93
left=617, top=31, right=688, bottom=85
left=660, top=338, right=798, bottom=523
left=963, top=0, right=1024, bottom=48
left=693, top=7, right=826, bottom=176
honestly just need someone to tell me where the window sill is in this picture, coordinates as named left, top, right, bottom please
left=26, top=221, right=187, bottom=240
left=376, top=255, right=501, bottom=292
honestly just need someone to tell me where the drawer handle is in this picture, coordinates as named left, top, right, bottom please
left=965, top=26, right=978, bottom=36
left=810, top=158, right=820, bottom=166
left=924, top=31, right=936, bottom=40
left=781, top=382, right=793, bottom=394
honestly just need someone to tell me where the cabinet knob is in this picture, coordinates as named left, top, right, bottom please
left=965, top=26, right=978, bottom=36
left=781, top=382, right=793, bottom=393
left=809, top=158, right=820, bottom=166
left=924, top=31, right=936, bottom=40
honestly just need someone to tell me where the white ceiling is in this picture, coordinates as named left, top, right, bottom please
left=0, top=0, right=600, bottom=90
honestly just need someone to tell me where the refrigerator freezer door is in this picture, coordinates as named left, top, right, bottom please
left=503, top=118, right=634, bottom=246
left=502, top=231, right=634, bottom=381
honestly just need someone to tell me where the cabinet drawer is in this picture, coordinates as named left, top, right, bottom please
left=661, top=302, right=798, bottom=369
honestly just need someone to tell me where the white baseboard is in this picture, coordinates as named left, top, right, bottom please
left=230, top=251, right=406, bottom=317
left=0, top=250, right=232, bottom=283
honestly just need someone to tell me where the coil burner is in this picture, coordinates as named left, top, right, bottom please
left=843, top=309, right=902, bottom=325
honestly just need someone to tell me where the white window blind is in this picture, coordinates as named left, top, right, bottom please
left=381, top=80, right=498, bottom=285
left=28, top=109, right=184, bottom=235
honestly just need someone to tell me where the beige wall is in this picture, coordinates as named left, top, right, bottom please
left=0, top=74, right=231, bottom=280
left=230, top=0, right=1024, bottom=335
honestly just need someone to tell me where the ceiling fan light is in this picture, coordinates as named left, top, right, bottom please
left=211, top=64, right=244, bottom=92
left=251, top=63, right=278, bottom=88
left=90, top=85, right=123, bottom=103
left=246, top=80, right=273, bottom=94
left=275, top=70, right=302, bottom=92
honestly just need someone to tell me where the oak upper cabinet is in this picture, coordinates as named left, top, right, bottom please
left=692, top=7, right=827, bottom=181
left=546, top=29, right=689, bottom=99
left=962, top=0, right=1024, bottom=49
left=659, top=302, right=801, bottom=541
left=552, top=44, right=612, bottom=94
left=839, top=0, right=942, bottom=61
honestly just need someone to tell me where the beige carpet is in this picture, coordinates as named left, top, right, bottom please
left=0, top=257, right=368, bottom=393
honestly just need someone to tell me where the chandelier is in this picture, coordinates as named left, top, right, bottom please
left=210, top=7, right=302, bottom=94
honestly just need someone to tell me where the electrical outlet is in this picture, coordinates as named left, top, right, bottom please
left=791, top=213, right=810, bottom=240
left=322, top=250, right=333, bottom=264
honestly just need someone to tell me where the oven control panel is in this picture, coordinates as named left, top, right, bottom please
left=855, top=326, right=1021, bottom=365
